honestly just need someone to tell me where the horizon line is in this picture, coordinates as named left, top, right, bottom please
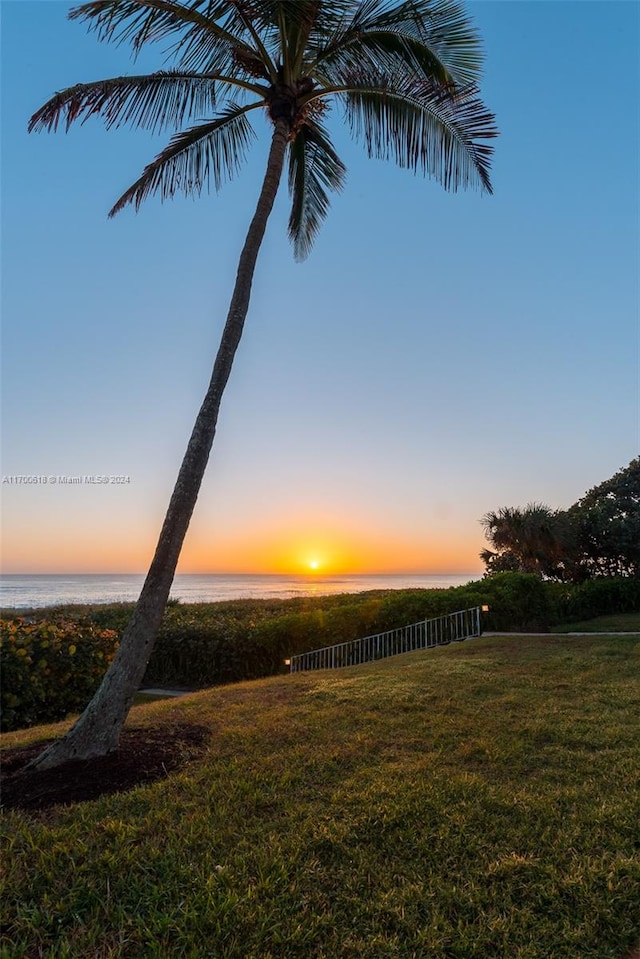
left=1, top=570, right=483, bottom=578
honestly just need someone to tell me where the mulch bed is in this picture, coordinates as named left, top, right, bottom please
left=0, top=723, right=210, bottom=812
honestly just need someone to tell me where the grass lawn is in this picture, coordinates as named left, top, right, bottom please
left=1, top=632, right=639, bottom=959
left=551, top=611, right=640, bottom=633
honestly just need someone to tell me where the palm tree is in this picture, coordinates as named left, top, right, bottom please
left=28, top=0, right=497, bottom=769
left=480, top=503, right=575, bottom=580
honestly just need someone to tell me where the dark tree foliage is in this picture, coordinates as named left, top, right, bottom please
left=570, top=457, right=640, bottom=580
left=480, top=503, right=577, bottom=581
left=480, top=458, right=640, bottom=582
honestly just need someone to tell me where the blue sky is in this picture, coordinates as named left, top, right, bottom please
left=1, top=0, right=638, bottom=574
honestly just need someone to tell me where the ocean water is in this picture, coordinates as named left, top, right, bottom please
left=0, top=573, right=480, bottom=610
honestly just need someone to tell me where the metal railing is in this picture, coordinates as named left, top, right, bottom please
left=289, top=606, right=482, bottom=673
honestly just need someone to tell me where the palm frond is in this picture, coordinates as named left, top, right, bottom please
left=69, top=0, right=227, bottom=51
left=28, top=71, right=220, bottom=135
left=287, top=116, right=346, bottom=260
left=224, top=1, right=347, bottom=75
left=69, top=0, right=269, bottom=77
left=108, top=99, right=259, bottom=215
left=234, top=0, right=339, bottom=34
left=314, top=29, right=452, bottom=91
left=311, top=0, right=441, bottom=79
left=289, top=120, right=347, bottom=260
left=339, top=74, right=496, bottom=192
left=309, top=0, right=482, bottom=89
left=225, top=1, right=279, bottom=80
left=273, top=1, right=333, bottom=79
left=353, top=0, right=485, bottom=83
left=170, top=13, right=272, bottom=77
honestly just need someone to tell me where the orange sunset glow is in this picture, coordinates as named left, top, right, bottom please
left=177, top=512, right=484, bottom=576
left=0, top=500, right=483, bottom=575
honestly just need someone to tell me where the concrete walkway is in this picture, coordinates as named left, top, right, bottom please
left=483, top=631, right=639, bottom=636
left=138, top=687, right=198, bottom=698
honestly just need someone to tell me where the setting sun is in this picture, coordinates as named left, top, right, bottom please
left=309, top=560, right=320, bottom=571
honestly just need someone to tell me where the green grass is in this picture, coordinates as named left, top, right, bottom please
left=2, top=633, right=639, bottom=959
left=551, top=611, right=640, bottom=633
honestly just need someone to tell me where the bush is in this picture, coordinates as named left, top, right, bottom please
left=459, top=573, right=640, bottom=631
left=558, top=577, right=640, bottom=622
left=142, top=601, right=388, bottom=686
left=144, top=614, right=251, bottom=686
left=369, top=574, right=563, bottom=633
left=0, top=618, right=119, bottom=731
left=454, top=573, right=561, bottom=632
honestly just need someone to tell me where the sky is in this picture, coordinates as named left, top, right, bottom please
left=1, top=0, right=638, bottom=576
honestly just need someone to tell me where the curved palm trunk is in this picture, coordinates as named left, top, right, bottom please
left=30, top=120, right=289, bottom=771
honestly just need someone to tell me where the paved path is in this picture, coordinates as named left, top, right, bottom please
left=138, top=688, right=197, bottom=698
left=483, top=631, right=639, bottom=636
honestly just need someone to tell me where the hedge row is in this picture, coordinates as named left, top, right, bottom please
left=557, top=576, right=640, bottom=620
left=0, top=619, right=119, bottom=732
left=3, top=574, right=638, bottom=730
left=120, top=573, right=640, bottom=687
left=140, top=573, right=563, bottom=686
left=143, top=599, right=387, bottom=687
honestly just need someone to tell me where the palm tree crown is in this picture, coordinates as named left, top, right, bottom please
left=30, top=0, right=497, bottom=259
left=480, top=503, right=577, bottom=580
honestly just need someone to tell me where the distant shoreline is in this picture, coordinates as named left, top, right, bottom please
left=0, top=572, right=482, bottom=611
left=1, top=571, right=481, bottom=578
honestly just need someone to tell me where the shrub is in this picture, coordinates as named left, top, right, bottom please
left=144, top=614, right=250, bottom=686
left=451, top=573, right=560, bottom=632
left=558, top=577, right=640, bottom=622
left=0, top=618, right=119, bottom=731
left=367, top=575, right=561, bottom=633
left=142, top=602, right=386, bottom=686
